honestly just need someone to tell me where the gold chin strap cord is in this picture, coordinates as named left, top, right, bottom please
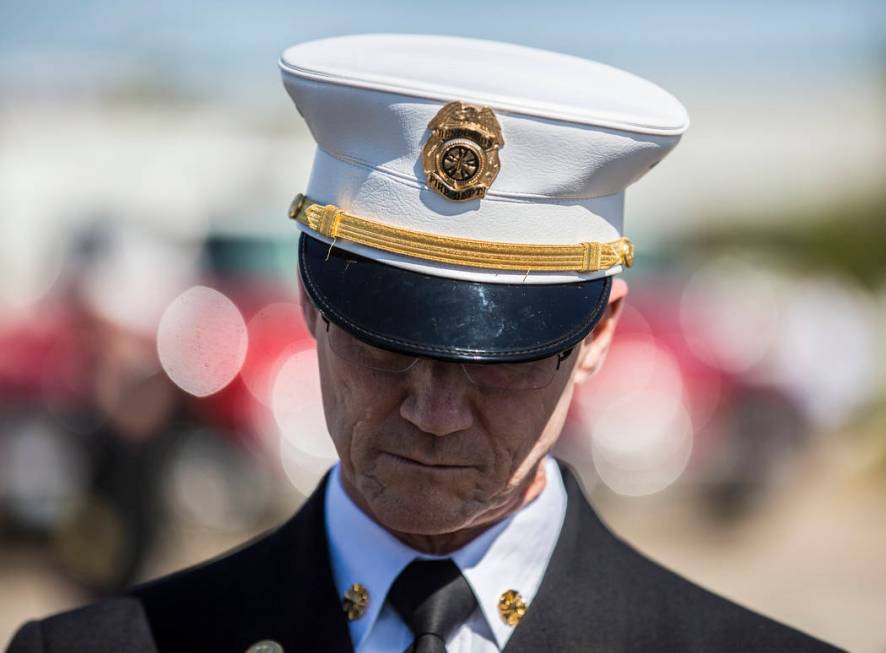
left=288, top=194, right=634, bottom=273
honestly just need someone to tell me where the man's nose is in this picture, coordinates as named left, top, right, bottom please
left=399, top=360, right=474, bottom=437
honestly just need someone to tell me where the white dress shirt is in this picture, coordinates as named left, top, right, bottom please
left=324, top=456, right=567, bottom=652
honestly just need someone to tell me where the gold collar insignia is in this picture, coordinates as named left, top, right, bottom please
left=342, top=583, right=370, bottom=621
left=498, top=589, right=527, bottom=626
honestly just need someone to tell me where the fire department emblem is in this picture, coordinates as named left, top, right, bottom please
left=422, top=101, right=504, bottom=201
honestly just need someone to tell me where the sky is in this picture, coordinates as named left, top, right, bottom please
left=1, top=0, right=884, bottom=106
left=1, top=1, right=884, bottom=253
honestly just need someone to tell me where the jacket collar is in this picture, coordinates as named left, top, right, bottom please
left=324, top=457, right=567, bottom=650
left=240, top=459, right=606, bottom=653
left=266, top=470, right=354, bottom=653
left=502, top=461, right=621, bottom=653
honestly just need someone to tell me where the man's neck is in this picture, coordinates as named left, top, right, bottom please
left=340, top=461, right=548, bottom=555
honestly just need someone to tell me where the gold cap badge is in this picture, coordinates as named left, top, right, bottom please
left=342, top=583, right=370, bottom=621
left=497, top=589, right=527, bottom=626
left=422, top=101, right=504, bottom=201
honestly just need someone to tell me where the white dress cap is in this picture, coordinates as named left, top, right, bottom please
left=280, top=34, right=688, bottom=285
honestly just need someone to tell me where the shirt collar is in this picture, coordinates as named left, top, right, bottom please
left=324, top=457, right=567, bottom=650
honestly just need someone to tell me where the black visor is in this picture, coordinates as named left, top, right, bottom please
left=298, top=234, right=612, bottom=363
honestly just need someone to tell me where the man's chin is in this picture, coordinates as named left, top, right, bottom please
left=357, top=479, right=481, bottom=536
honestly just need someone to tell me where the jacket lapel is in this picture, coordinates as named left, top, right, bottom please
left=503, top=464, right=629, bottom=653
left=132, top=472, right=354, bottom=653
left=267, top=474, right=354, bottom=653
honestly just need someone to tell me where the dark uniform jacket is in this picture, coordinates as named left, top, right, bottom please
left=7, top=465, right=843, bottom=652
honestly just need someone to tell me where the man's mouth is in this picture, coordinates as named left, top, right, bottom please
left=384, top=452, right=474, bottom=470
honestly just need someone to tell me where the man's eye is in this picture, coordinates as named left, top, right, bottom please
left=343, top=340, right=413, bottom=371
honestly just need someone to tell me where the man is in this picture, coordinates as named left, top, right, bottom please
left=8, top=35, right=841, bottom=652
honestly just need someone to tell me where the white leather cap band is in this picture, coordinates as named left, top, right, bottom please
left=302, top=148, right=626, bottom=284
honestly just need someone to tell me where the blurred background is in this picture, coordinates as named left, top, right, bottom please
left=1, top=1, right=885, bottom=650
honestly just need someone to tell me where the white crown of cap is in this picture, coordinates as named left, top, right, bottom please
left=280, top=34, right=688, bottom=284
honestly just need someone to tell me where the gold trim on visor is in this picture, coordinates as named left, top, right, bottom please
left=288, top=194, right=634, bottom=273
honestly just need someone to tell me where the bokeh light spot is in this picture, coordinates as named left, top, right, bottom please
left=272, top=348, right=338, bottom=495
left=242, top=302, right=311, bottom=406
left=680, top=257, right=779, bottom=373
left=156, top=285, right=248, bottom=397
left=591, top=393, right=693, bottom=497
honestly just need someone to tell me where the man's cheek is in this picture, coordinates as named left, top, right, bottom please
left=484, top=399, right=558, bottom=475
left=484, top=396, right=546, bottom=444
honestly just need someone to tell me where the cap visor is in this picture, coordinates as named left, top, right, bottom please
left=298, top=234, right=612, bottom=363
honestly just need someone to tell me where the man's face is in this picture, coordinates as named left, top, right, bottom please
left=302, top=281, right=625, bottom=537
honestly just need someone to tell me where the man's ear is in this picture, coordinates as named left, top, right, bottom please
left=573, top=278, right=628, bottom=384
left=296, top=275, right=322, bottom=340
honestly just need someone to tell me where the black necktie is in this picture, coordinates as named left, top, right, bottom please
left=387, top=558, right=478, bottom=653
